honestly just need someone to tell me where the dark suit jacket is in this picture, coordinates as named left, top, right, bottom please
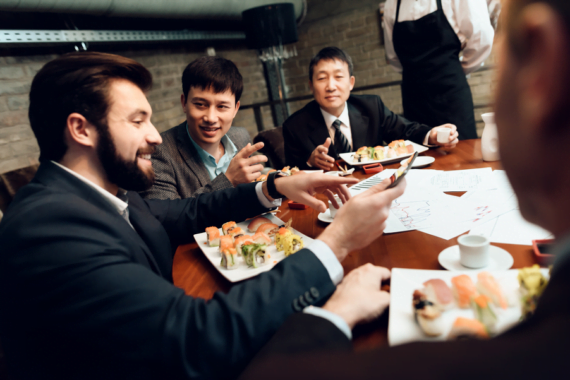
left=0, top=161, right=336, bottom=380
left=141, top=122, right=251, bottom=200
left=283, top=95, right=432, bottom=170
left=241, top=246, right=570, bottom=380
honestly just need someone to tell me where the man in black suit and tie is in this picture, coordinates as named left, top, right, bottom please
left=142, top=56, right=268, bottom=200
left=240, top=0, right=570, bottom=378
left=0, top=51, right=409, bottom=379
left=283, top=47, right=459, bottom=170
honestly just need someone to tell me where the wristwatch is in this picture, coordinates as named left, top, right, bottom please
left=266, top=171, right=286, bottom=199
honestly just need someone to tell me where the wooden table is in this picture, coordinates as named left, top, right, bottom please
left=172, top=139, right=538, bottom=351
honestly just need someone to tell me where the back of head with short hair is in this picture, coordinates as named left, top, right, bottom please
left=308, top=47, right=354, bottom=82
left=181, top=56, right=243, bottom=104
left=29, top=52, right=152, bottom=162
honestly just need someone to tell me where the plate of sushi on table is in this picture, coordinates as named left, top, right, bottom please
left=388, top=266, right=550, bottom=346
left=338, top=140, right=429, bottom=166
left=195, top=214, right=314, bottom=283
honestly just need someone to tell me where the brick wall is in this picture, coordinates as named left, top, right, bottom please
left=0, top=0, right=497, bottom=175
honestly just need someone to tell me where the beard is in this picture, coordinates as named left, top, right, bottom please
left=96, top=123, right=155, bottom=192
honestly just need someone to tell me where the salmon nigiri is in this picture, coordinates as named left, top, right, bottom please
left=451, top=274, right=478, bottom=308
left=448, top=317, right=489, bottom=340
left=477, top=272, right=508, bottom=310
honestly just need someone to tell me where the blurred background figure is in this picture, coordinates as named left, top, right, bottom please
left=382, top=0, right=495, bottom=140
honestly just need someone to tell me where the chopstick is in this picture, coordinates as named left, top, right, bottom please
left=336, top=162, right=347, bottom=173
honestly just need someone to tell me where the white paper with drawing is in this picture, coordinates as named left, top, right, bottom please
left=429, top=168, right=495, bottom=192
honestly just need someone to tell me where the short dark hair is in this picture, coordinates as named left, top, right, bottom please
left=29, top=52, right=152, bottom=162
left=309, top=47, right=354, bottom=82
left=181, top=56, right=243, bottom=103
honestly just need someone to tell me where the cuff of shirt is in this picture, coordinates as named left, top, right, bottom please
left=254, top=182, right=282, bottom=209
left=303, top=305, right=352, bottom=340
left=423, top=131, right=436, bottom=147
left=306, top=239, right=344, bottom=285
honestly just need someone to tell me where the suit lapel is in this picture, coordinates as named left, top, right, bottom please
left=35, top=162, right=164, bottom=276
left=348, top=102, right=370, bottom=150
left=307, top=103, right=338, bottom=158
left=175, top=123, right=211, bottom=187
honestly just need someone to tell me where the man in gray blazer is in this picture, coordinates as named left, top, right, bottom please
left=141, top=56, right=267, bottom=200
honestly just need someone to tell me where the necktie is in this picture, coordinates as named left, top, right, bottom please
left=332, top=119, right=351, bottom=154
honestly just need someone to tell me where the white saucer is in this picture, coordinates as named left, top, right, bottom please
left=438, top=245, right=514, bottom=271
left=317, top=209, right=334, bottom=223
left=401, top=156, right=435, bottom=168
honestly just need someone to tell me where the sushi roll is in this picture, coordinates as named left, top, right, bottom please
left=451, top=274, right=478, bottom=309
left=227, top=226, right=245, bottom=239
left=412, top=290, right=444, bottom=337
left=252, top=232, right=272, bottom=245
left=518, top=265, right=549, bottom=320
left=373, top=146, right=384, bottom=160
left=477, top=272, right=508, bottom=310
left=283, top=234, right=304, bottom=256
left=234, top=235, right=253, bottom=256
left=470, top=294, right=498, bottom=333
left=275, top=227, right=292, bottom=251
left=423, top=279, right=454, bottom=311
left=205, top=227, right=220, bottom=247
left=242, top=243, right=267, bottom=268
left=219, top=235, right=234, bottom=253
left=220, top=248, right=238, bottom=270
left=256, top=223, right=279, bottom=242
left=222, top=221, right=236, bottom=235
left=247, top=217, right=271, bottom=233
left=448, top=317, right=489, bottom=340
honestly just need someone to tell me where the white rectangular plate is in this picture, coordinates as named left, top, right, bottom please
left=388, top=268, right=549, bottom=346
left=339, top=140, right=429, bottom=166
left=193, top=214, right=314, bottom=283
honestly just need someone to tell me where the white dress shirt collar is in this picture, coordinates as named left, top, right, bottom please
left=50, top=161, right=130, bottom=218
left=319, top=103, right=351, bottom=130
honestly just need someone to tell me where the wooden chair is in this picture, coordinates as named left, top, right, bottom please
left=0, top=163, right=39, bottom=213
left=253, top=127, right=286, bottom=170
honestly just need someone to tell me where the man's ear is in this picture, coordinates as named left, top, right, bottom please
left=180, top=94, right=187, bottom=111
left=517, top=3, right=570, bottom=135
left=66, top=113, right=97, bottom=148
left=233, top=100, right=241, bottom=117
left=309, top=80, right=314, bottom=94
left=349, top=76, right=355, bottom=91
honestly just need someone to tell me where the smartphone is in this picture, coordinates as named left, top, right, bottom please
left=386, top=151, right=419, bottom=189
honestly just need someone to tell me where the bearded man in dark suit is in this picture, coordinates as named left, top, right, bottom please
left=283, top=47, right=459, bottom=170
left=240, top=1, right=570, bottom=378
left=0, top=51, right=408, bottom=379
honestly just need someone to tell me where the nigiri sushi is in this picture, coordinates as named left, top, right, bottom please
left=248, top=217, right=271, bottom=233
left=423, top=279, right=454, bottom=311
left=252, top=232, right=272, bottom=245
left=220, top=248, right=238, bottom=270
left=256, top=223, right=279, bottom=242
left=222, top=221, right=236, bottom=235
left=451, top=274, right=478, bottom=309
left=412, top=290, right=444, bottom=337
left=477, top=272, right=507, bottom=310
left=448, top=317, right=489, bottom=340
left=205, top=226, right=220, bottom=247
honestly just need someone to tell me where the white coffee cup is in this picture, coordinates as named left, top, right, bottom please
left=437, top=128, right=451, bottom=144
left=457, top=234, right=490, bottom=268
left=328, top=196, right=343, bottom=218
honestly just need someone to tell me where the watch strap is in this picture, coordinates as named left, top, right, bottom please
left=267, top=171, right=285, bottom=199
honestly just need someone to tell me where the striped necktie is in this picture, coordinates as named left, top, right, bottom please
left=332, top=119, right=351, bottom=154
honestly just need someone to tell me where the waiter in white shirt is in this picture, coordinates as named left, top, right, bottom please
left=382, top=0, right=494, bottom=140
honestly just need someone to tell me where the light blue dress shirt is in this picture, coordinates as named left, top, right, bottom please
left=186, top=124, right=238, bottom=181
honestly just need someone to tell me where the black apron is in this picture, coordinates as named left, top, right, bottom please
left=392, top=0, right=477, bottom=140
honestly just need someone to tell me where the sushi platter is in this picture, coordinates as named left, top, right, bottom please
left=338, top=140, right=429, bottom=167
left=194, top=214, right=314, bottom=283
left=388, top=268, right=550, bottom=346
